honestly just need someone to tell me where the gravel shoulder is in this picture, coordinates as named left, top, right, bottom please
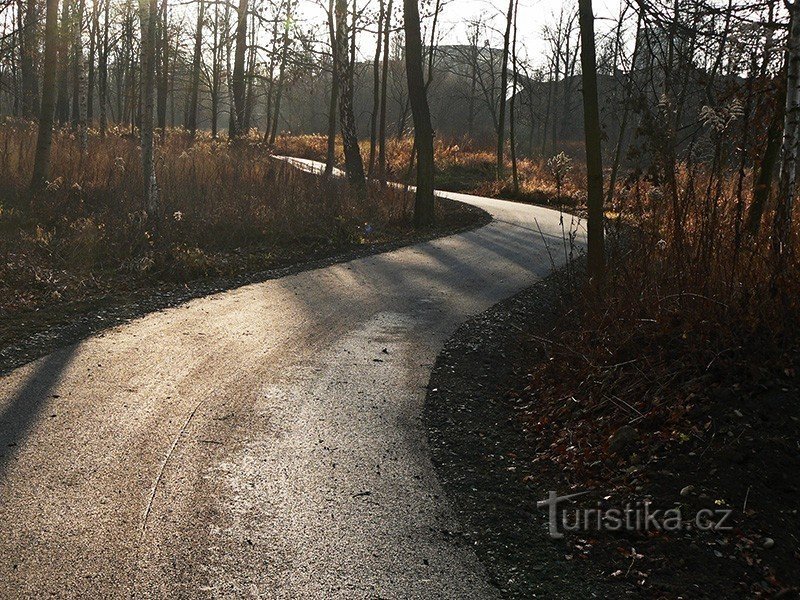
left=425, top=265, right=621, bottom=599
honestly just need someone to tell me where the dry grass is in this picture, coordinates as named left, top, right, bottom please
left=524, top=158, right=800, bottom=480
left=273, top=133, right=587, bottom=206
left=0, top=122, right=423, bottom=315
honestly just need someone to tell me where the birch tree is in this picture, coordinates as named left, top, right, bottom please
left=776, top=0, right=800, bottom=257
left=139, top=0, right=159, bottom=216
left=31, top=0, right=61, bottom=192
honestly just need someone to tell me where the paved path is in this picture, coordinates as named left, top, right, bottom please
left=0, top=160, right=583, bottom=598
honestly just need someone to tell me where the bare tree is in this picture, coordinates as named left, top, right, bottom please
left=187, top=0, right=204, bottom=137
left=31, top=0, right=61, bottom=192
left=20, top=0, right=39, bottom=118
left=578, top=0, right=604, bottom=282
left=377, top=0, right=393, bottom=186
left=496, top=0, right=514, bottom=179
left=776, top=0, right=800, bottom=258
left=229, top=0, right=249, bottom=138
left=139, top=0, right=159, bottom=215
left=325, top=0, right=339, bottom=174
left=335, top=0, right=366, bottom=196
left=368, top=0, right=385, bottom=177
left=404, top=0, right=434, bottom=226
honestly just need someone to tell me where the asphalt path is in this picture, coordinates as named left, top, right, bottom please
left=0, top=159, right=584, bottom=598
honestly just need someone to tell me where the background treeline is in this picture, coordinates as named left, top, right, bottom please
left=0, top=0, right=784, bottom=153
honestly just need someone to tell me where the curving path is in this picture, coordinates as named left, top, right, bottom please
left=0, top=159, right=584, bottom=599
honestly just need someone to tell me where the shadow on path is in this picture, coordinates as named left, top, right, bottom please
left=0, top=346, right=78, bottom=479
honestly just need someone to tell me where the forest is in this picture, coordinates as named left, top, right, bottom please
left=0, top=0, right=798, bottom=597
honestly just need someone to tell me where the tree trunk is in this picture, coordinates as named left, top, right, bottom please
left=509, top=0, right=519, bottom=194
left=87, top=0, right=98, bottom=123
left=578, top=0, right=605, bottom=282
left=325, top=0, right=339, bottom=175
left=335, top=0, right=367, bottom=197
left=377, top=0, right=393, bottom=186
left=775, top=1, right=800, bottom=257
left=156, top=0, right=169, bottom=140
left=20, top=0, right=39, bottom=118
left=187, top=0, right=204, bottom=137
left=31, top=0, right=61, bottom=193
left=99, top=0, right=109, bottom=136
left=748, top=81, right=784, bottom=235
left=55, top=0, right=70, bottom=124
left=139, top=0, right=159, bottom=216
left=368, top=0, right=385, bottom=178
left=269, top=0, right=293, bottom=144
left=403, top=0, right=435, bottom=227
left=229, top=0, right=249, bottom=138
left=496, top=0, right=514, bottom=179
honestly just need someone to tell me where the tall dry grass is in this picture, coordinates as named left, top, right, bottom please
left=272, top=133, right=587, bottom=206
left=528, top=154, right=799, bottom=453
left=0, top=122, right=418, bottom=313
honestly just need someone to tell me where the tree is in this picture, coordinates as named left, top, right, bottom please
left=20, top=0, right=40, bottom=118
left=578, top=0, right=605, bottom=282
left=368, top=0, right=386, bottom=177
left=139, top=0, right=159, bottom=215
left=269, top=0, right=294, bottom=144
left=377, top=0, right=393, bottom=186
left=403, top=0, right=435, bottom=227
left=335, top=0, right=366, bottom=196
left=775, top=0, right=800, bottom=259
left=186, top=0, right=204, bottom=137
left=229, top=0, right=249, bottom=138
left=31, top=0, right=61, bottom=193
left=509, top=0, right=519, bottom=194
left=496, top=0, right=514, bottom=179
left=325, top=0, right=339, bottom=175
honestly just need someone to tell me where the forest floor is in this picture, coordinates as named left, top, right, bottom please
left=427, top=264, right=800, bottom=599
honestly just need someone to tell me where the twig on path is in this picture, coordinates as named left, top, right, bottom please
left=140, top=401, right=202, bottom=542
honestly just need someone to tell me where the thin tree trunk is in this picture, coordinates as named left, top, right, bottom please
left=87, top=0, right=98, bottom=123
left=605, top=12, right=642, bottom=206
left=139, top=0, right=159, bottom=216
left=99, top=0, right=109, bottom=136
left=55, top=0, right=70, bottom=123
left=31, top=0, right=61, bottom=193
left=335, top=0, right=366, bottom=197
left=775, top=1, right=800, bottom=257
left=187, top=0, right=204, bottom=137
left=403, top=0, right=435, bottom=227
left=269, top=0, right=292, bottom=144
left=749, top=79, right=784, bottom=235
left=509, top=0, right=519, bottom=194
left=229, top=0, right=249, bottom=138
left=377, top=0, right=392, bottom=186
left=325, top=0, right=338, bottom=175
left=368, top=0, right=385, bottom=178
left=20, top=0, right=39, bottom=118
left=578, top=0, right=605, bottom=282
left=496, top=0, right=514, bottom=179
left=156, top=0, right=169, bottom=140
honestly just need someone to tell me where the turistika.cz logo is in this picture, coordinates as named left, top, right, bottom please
left=536, top=491, right=734, bottom=540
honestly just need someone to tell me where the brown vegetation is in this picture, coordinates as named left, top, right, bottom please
left=273, top=133, right=587, bottom=205
left=0, top=122, right=469, bottom=321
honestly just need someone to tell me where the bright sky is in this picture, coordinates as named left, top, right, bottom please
left=294, top=0, right=626, bottom=69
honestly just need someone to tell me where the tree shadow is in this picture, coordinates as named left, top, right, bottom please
left=0, top=346, right=78, bottom=479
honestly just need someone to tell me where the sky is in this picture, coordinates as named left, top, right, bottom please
left=293, top=0, right=627, bottom=70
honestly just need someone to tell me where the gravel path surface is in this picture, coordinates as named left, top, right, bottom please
left=0, top=159, right=583, bottom=598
